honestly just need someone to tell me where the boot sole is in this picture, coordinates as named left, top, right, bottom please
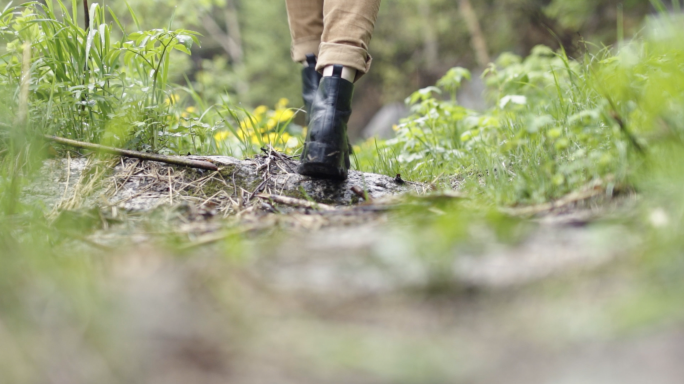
left=297, top=141, right=349, bottom=180
left=297, top=162, right=348, bottom=181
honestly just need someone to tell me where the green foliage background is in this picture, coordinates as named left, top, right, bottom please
left=108, top=0, right=650, bottom=110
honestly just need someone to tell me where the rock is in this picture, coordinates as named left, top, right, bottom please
left=361, top=102, right=410, bottom=139
left=25, top=152, right=423, bottom=213
left=188, top=155, right=421, bottom=205
left=359, top=71, right=487, bottom=140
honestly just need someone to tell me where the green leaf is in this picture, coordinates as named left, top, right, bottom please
left=173, top=44, right=191, bottom=55
left=125, top=0, right=141, bottom=31
left=176, top=34, right=193, bottom=50
left=107, top=7, right=125, bottom=34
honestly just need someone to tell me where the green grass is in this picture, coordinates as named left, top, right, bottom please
left=0, top=0, right=201, bottom=151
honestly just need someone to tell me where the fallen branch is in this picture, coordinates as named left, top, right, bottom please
left=501, top=185, right=607, bottom=217
left=179, top=225, right=258, bottom=250
left=45, top=135, right=219, bottom=171
left=351, top=186, right=371, bottom=202
left=257, top=194, right=334, bottom=211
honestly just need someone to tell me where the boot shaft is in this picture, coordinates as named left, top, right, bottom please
left=301, top=54, right=322, bottom=117
left=297, top=64, right=354, bottom=180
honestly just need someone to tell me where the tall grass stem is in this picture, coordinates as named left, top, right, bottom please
left=15, top=43, right=32, bottom=127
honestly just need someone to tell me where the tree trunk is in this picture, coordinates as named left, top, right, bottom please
left=201, top=0, right=249, bottom=99
left=418, top=0, right=439, bottom=69
left=459, top=0, right=490, bottom=67
left=224, top=0, right=249, bottom=98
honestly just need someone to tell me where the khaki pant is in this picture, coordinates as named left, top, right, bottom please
left=285, top=0, right=381, bottom=80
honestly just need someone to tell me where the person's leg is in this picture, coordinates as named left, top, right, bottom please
left=297, top=0, right=382, bottom=180
left=285, top=0, right=324, bottom=63
left=317, top=0, right=382, bottom=81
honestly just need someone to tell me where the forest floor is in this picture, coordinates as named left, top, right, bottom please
left=18, top=154, right=684, bottom=384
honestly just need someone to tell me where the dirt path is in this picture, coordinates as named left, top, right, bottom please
left=83, top=217, right=664, bottom=384
left=18, top=155, right=678, bottom=384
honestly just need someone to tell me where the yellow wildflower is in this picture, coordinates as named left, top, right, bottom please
left=237, top=129, right=261, bottom=145
left=250, top=133, right=261, bottom=145
left=265, top=133, right=280, bottom=144
left=165, top=94, right=180, bottom=105
left=266, top=118, right=277, bottom=130
left=214, top=131, right=230, bottom=142
left=267, top=132, right=293, bottom=146
left=181, top=106, right=196, bottom=118
left=253, top=105, right=268, bottom=116
left=274, top=108, right=295, bottom=123
left=276, top=98, right=289, bottom=109
left=240, top=119, right=254, bottom=130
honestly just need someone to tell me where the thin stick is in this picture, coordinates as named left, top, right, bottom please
left=62, top=152, right=72, bottom=202
left=257, top=194, right=334, bottom=211
left=168, top=167, right=173, bottom=205
left=44, top=135, right=220, bottom=171
left=49, top=152, right=72, bottom=218
left=351, top=186, right=371, bottom=202
left=15, top=42, right=32, bottom=126
left=179, top=226, right=256, bottom=250
left=112, top=159, right=140, bottom=197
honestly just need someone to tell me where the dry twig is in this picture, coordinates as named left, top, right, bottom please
left=257, top=194, right=334, bottom=211
left=45, top=135, right=220, bottom=171
left=501, top=185, right=608, bottom=217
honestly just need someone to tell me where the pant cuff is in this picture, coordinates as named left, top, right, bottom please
left=317, top=42, right=372, bottom=81
left=291, top=36, right=322, bottom=63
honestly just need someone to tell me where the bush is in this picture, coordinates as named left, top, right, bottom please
left=356, top=26, right=684, bottom=205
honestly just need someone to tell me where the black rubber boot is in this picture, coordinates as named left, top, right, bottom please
left=302, top=54, right=322, bottom=125
left=297, top=65, right=353, bottom=180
